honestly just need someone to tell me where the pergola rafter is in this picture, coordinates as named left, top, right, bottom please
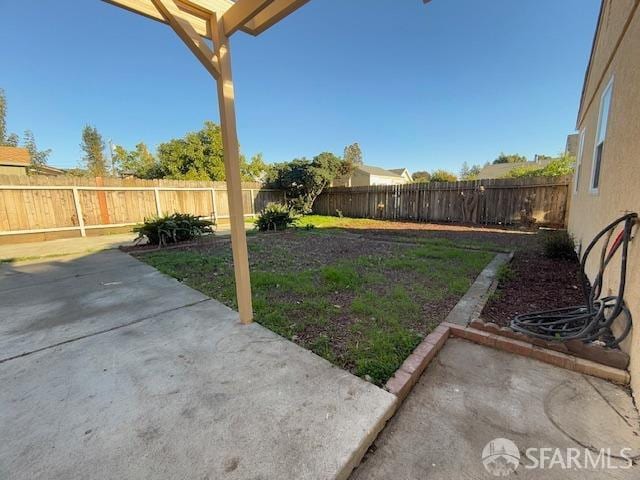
left=104, top=0, right=311, bottom=324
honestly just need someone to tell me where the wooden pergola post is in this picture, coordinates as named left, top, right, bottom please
left=104, top=0, right=311, bottom=324
left=210, top=14, right=252, bottom=323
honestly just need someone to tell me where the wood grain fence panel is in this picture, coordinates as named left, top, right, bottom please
left=0, top=175, right=284, bottom=234
left=314, top=176, right=571, bottom=227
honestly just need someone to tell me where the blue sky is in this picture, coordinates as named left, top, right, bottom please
left=0, top=0, right=599, bottom=173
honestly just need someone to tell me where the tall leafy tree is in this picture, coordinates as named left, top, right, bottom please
left=4, top=133, right=19, bottom=147
left=158, top=121, right=266, bottom=182
left=241, top=153, right=267, bottom=182
left=23, top=130, right=52, bottom=171
left=459, top=161, right=482, bottom=180
left=343, top=142, right=363, bottom=166
left=158, top=121, right=226, bottom=181
left=266, top=152, right=351, bottom=213
left=430, top=169, right=457, bottom=182
left=0, top=88, right=20, bottom=146
left=0, top=88, right=6, bottom=144
left=412, top=171, right=431, bottom=183
left=493, top=153, right=527, bottom=164
left=81, top=125, right=107, bottom=176
left=113, top=142, right=162, bottom=179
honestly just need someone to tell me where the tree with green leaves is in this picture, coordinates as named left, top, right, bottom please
left=430, top=169, right=458, bottom=183
left=241, top=153, right=267, bottom=182
left=412, top=171, right=431, bottom=183
left=0, top=88, right=6, bottom=144
left=0, top=88, right=20, bottom=146
left=266, top=152, right=351, bottom=213
left=23, top=130, right=51, bottom=171
left=158, top=121, right=225, bottom=181
left=343, top=142, right=363, bottom=167
left=459, top=161, right=482, bottom=180
left=81, top=125, right=107, bottom=176
left=157, top=121, right=266, bottom=182
left=113, top=142, right=162, bottom=179
left=4, top=133, right=19, bottom=147
left=493, top=153, right=527, bottom=164
left=506, top=153, right=574, bottom=178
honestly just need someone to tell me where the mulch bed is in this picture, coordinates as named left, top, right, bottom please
left=482, top=250, right=585, bottom=327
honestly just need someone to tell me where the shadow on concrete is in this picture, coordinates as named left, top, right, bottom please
left=0, top=249, right=396, bottom=480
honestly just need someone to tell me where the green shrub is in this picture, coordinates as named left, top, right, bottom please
left=541, top=230, right=576, bottom=259
left=254, top=203, right=296, bottom=231
left=135, top=213, right=213, bottom=246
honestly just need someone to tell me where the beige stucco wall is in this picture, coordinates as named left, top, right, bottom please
left=568, top=1, right=640, bottom=399
left=332, top=169, right=371, bottom=187
left=369, top=175, right=407, bottom=186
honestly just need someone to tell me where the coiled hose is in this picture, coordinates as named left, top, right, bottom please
left=510, top=212, right=638, bottom=348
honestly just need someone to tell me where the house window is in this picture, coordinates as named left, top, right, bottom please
left=590, top=76, right=613, bottom=193
left=574, top=128, right=585, bottom=194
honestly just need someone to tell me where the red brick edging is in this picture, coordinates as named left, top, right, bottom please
left=470, top=318, right=629, bottom=369
left=384, top=322, right=630, bottom=403
left=384, top=324, right=450, bottom=402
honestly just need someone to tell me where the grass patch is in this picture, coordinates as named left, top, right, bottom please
left=496, top=263, right=516, bottom=283
left=139, top=225, right=493, bottom=385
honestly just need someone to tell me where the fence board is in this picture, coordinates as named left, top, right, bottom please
left=0, top=175, right=285, bottom=236
left=314, top=176, right=571, bottom=227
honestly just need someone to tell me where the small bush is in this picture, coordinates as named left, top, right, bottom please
left=135, top=213, right=213, bottom=246
left=255, top=203, right=296, bottom=231
left=541, top=230, right=576, bottom=259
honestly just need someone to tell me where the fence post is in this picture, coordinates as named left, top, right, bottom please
left=154, top=187, right=162, bottom=215
left=250, top=189, right=255, bottom=215
left=72, top=187, right=86, bottom=237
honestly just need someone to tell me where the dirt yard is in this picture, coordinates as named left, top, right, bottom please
left=136, top=215, right=538, bottom=385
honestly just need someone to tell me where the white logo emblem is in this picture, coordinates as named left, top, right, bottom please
left=482, top=438, right=520, bottom=476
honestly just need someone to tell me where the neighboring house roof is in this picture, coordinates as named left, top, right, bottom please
left=477, top=159, right=554, bottom=180
left=0, top=146, right=31, bottom=166
left=34, top=164, right=66, bottom=176
left=0, top=146, right=64, bottom=176
left=357, top=164, right=403, bottom=178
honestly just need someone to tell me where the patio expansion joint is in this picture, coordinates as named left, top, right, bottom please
left=0, top=298, right=213, bottom=364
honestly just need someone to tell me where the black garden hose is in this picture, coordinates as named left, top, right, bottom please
left=510, top=212, right=638, bottom=348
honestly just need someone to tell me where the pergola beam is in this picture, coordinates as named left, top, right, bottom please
left=221, top=0, right=275, bottom=36
left=106, top=0, right=310, bottom=37
left=151, top=0, right=221, bottom=78
left=104, top=0, right=232, bottom=37
left=242, top=0, right=310, bottom=36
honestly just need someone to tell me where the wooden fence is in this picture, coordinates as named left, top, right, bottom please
left=314, top=176, right=571, bottom=227
left=0, top=175, right=284, bottom=240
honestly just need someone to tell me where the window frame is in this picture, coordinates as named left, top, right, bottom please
left=589, top=75, right=614, bottom=194
left=573, top=128, right=585, bottom=194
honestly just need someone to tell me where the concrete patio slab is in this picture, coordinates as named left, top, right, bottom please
left=0, top=250, right=209, bottom=361
left=0, top=251, right=397, bottom=480
left=351, top=338, right=640, bottom=479
left=0, top=233, right=138, bottom=262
